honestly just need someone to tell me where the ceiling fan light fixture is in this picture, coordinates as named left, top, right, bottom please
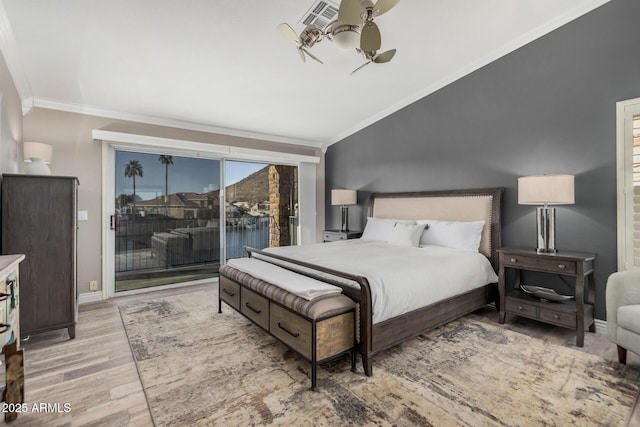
left=326, top=22, right=361, bottom=50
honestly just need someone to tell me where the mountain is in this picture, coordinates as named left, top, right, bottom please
left=225, top=166, right=269, bottom=205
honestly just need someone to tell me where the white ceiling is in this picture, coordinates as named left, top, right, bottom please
left=0, top=0, right=609, bottom=149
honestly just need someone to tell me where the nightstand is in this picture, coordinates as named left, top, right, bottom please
left=322, top=230, right=362, bottom=242
left=497, top=247, right=596, bottom=347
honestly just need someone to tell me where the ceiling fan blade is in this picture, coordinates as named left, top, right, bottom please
left=351, top=61, right=372, bottom=75
left=373, top=48, right=396, bottom=63
left=339, top=0, right=365, bottom=25
left=278, top=23, right=300, bottom=45
left=297, top=47, right=306, bottom=62
left=360, top=22, right=381, bottom=52
left=373, top=0, right=400, bottom=16
left=302, top=48, right=324, bottom=64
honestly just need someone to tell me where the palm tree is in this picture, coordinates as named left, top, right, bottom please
left=124, top=160, right=143, bottom=214
left=158, top=155, right=173, bottom=204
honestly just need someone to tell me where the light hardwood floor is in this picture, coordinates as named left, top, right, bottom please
left=4, top=281, right=639, bottom=426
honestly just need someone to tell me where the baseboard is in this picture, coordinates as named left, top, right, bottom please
left=79, top=291, right=105, bottom=305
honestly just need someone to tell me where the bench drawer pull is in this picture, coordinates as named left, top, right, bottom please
left=0, top=323, right=10, bottom=334
left=277, top=322, right=300, bottom=338
left=222, top=288, right=235, bottom=297
left=245, top=302, right=261, bottom=314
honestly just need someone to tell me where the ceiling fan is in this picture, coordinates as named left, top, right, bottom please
left=277, top=0, right=400, bottom=74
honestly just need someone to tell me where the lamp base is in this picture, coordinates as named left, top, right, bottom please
left=535, top=206, right=556, bottom=253
left=25, top=158, right=51, bottom=175
left=339, top=205, right=349, bottom=232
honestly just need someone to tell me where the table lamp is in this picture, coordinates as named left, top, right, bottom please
left=331, top=189, right=357, bottom=232
left=518, top=174, right=574, bottom=253
left=23, top=142, right=53, bottom=175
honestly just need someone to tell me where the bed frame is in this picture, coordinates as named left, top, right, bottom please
left=246, top=187, right=504, bottom=376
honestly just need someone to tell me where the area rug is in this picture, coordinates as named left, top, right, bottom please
left=119, top=287, right=640, bottom=426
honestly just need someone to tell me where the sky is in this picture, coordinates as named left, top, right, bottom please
left=115, top=151, right=266, bottom=200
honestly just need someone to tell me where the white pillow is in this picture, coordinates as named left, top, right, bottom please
left=416, top=219, right=485, bottom=252
left=387, top=222, right=426, bottom=247
left=360, top=217, right=417, bottom=241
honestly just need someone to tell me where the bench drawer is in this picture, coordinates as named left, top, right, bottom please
left=219, top=277, right=240, bottom=311
left=241, top=287, right=269, bottom=330
left=270, top=304, right=312, bottom=360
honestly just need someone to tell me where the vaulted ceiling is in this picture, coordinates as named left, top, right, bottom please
left=0, top=0, right=609, bottom=149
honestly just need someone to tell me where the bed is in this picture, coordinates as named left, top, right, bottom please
left=223, top=187, right=503, bottom=376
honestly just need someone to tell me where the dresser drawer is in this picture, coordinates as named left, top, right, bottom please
left=503, top=255, right=577, bottom=275
left=505, top=298, right=538, bottom=318
left=219, top=277, right=240, bottom=311
left=539, top=307, right=576, bottom=328
left=270, top=304, right=312, bottom=360
left=241, top=287, right=269, bottom=330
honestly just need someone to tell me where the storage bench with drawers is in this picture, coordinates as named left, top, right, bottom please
left=218, top=264, right=357, bottom=390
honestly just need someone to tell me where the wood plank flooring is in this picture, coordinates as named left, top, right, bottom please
left=3, top=281, right=638, bottom=426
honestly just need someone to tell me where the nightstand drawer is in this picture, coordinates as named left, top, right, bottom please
left=323, top=233, right=346, bottom=242
left=503, top=255, right=577, bottom=274
left=505, top=298, right=538, bottom=317
left=539, top=307, right=576, bottom=328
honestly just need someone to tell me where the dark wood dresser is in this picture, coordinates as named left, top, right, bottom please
left=1, top=174, right=78, bottom=339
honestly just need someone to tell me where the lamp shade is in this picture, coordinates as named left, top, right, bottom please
left=518, top=174, right=575, bottom=205
left=24, top=142, right=53, bottom=164
left=331, top=189, right=357, bottom=206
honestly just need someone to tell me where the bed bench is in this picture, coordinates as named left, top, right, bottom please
left=218, top=264, right=357, bottom=390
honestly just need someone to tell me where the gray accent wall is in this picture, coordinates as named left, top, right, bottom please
left=325, top=0, right=640, bottom=320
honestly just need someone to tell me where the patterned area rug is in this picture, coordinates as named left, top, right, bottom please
left=119, top=286, right=639, bottom=426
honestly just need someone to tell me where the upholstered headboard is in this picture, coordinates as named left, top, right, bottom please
left=368, top=188, right=504, bottom=271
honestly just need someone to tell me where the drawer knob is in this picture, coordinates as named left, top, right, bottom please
left=277, top=322, right=300, bottom=338
left=510, top=258, right=517, bottom=263
left=553, top=314, right=559, bottom=320
left=518, top=306, right=524, bottom=310
left=558, top=264, right=566, bottom=270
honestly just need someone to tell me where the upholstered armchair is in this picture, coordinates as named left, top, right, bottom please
left=606, top=269, right=640, bottom=364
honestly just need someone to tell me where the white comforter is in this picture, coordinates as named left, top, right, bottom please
left=253, top=239, right=498, bottom=324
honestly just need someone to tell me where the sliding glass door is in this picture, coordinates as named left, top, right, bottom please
left=110, top=151, right=299, bottom=293
left=114, top=150, right=221, bottom=292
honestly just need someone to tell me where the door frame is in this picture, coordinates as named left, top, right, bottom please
left=616, top=97, right=640, bottom=271
left=96, top=130, right=320, bottom=299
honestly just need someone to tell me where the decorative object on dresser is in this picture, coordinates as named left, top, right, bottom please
left=331, top=189, right=357, bottom=232
left=322, top=229, right=362, bottom=242
left=1, top=174, right=79, bottom=340
left=23, top=141, right=53, bottom=175
left=518, top=174, right=574, bottom=253
left=498, top=247, right=596, bottom=347
left=605, top=269, right=640, bottom=364
left=0, top=254, right=25, bottom=422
